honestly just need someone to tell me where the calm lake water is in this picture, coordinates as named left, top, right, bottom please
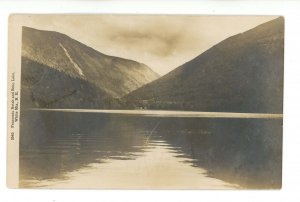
left=19, top=110, right=282, bottom=189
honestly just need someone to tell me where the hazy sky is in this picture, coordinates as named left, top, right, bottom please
left=15, top=15, right=276, bottom=75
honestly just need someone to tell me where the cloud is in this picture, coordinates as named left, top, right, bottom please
left=93, top=16, right=188, bottom=57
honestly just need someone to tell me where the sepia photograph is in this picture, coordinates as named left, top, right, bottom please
left=7, top=14, right=283, bottom=189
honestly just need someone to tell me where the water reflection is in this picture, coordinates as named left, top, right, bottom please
left=20, top=112, right=152, bottom=187
left=19, top=111, right=282, bottom=189
left=153, top=118, right=282, bottom=188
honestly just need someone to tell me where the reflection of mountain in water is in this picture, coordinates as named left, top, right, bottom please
left=20, top=111, right=150, bottom=187
left=20, top=111, right=282, bottom=189
left=154, top=117, right=282, bottom=188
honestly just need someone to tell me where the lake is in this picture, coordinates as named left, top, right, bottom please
left=19, top=110, right=282, bottom=189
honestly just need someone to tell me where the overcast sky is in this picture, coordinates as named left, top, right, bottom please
left=15, top=15, right=277, bottom=75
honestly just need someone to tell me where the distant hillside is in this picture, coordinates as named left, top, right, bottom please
left=21, top=57, right=112, bottom=108
left=126, top=17, right=284, bottom=113
left=21, top=27, right=159, bottom=108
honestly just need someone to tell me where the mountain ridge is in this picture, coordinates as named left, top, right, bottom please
left=22, top=26, right=159, bottom=98
left=21, top=26, right=159, bottom=109
left=125, top=17, right=284, bottom=113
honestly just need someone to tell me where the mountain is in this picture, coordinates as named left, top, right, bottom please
left=21, top=57, right=111, bottom=108
left=125, top=17, right=284, bottom=113
left=21, top=27, right=159, bottom=108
